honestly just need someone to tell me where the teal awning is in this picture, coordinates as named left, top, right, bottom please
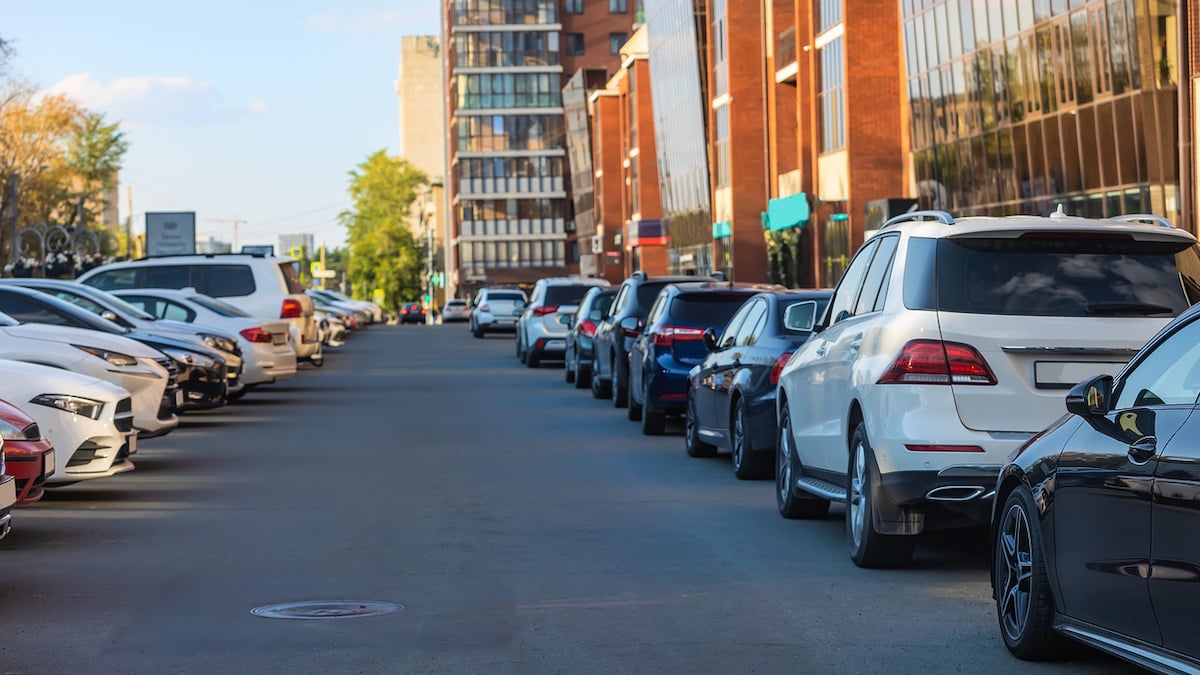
left=764, top=193, right=810, bottom=232
left=712, top=220, right=732, bottom=239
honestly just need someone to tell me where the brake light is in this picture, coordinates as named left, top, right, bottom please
left=401, top=308, right=408, bottom=314
left=877, top=339, right=996, bottom=385
left=653, top=325, right=706, bottom=347
left=579, top=319, right=597, bottom=337
left=533, top=305, right=558, bottom=316
left=281, top=298, right=303, bottom=319
left=479, top=304, right=490, bottom=312
left=770, top=352, right=793, bottom=385
left=239, top=327, right=273, bottom=344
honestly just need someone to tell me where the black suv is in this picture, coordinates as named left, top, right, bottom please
left=590, top=271, right=719, bottom=407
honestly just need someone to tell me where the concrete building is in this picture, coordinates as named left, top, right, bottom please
left=278, top=233, right=314, bottom=259
left=196, top=233, right=232, bottom=254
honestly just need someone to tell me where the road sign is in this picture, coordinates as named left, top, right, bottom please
left=313, top=270, right=336, bottom=279
left=310, top=261, right=322, bottom=276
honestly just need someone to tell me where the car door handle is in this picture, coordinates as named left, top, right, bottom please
left=1128, top=436, right=1157, bottom=464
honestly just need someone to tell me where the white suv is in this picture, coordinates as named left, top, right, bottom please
left=516, top=277, right=609, bottom=368
left=470, top=287, right=527, bottom=337
left=774, top=209, right=1200, bottom=568
left=77, top=254, right=321, bottom=363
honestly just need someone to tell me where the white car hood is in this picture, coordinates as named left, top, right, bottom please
left=0, top=359, right=128, bottom=402
left=0, top=324, right=164, bottom=359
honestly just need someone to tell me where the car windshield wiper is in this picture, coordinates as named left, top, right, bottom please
left=1085, top=302, right=1175, bottom=316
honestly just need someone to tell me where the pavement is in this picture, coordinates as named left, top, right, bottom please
left=0, top=325, right=1138, bottom=673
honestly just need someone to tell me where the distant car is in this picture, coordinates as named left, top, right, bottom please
left=991, top=300, right=1200, bottom=671
left=564, top=287, right=617, bottom=388
left=441, top=299, right=470, bottom=323
left=626, top=283, right=770, bottom=435
left=308, top=289, right=374, bottom=326
left=517, top=277, right=609, bottom=368
left=399, top=302, right=426, bottom=325
left=0, top=397, right=54, bottom=504
left=685, top=290, right=831, bottom=479
left=470, top=287, right=527, bottom=337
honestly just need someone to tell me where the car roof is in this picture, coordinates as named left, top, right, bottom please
left=877, top=211, right=1197, bottom=243
left=536, top=277, right=609, bottom=286
left=668, top=281, right=783, bottom=293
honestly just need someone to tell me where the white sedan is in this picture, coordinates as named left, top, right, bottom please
left=0, top=312, right=175, bottom=437
left=0, top=360, right=137, bottom=484
left=112, top=289, right=297, bottom=389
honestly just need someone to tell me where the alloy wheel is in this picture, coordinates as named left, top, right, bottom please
left=777, top=416, right=792, bottom=504
left=848, top=441, right=867, bottom=549
left=998, top=503, right=1035, bottom=642
left=686, top=398, right=698, bottom=447
left=732, top=403, right=745, bottom=471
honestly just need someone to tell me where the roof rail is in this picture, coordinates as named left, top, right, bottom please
left=880, top=210, right=956, bottom=231
left=630, top=270, right=647, bottom=281
left=134, top=252, right=267, bottom=261
left=1111, top=214, right=1175, bottom=229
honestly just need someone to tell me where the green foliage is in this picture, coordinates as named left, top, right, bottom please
left=339, top=150, right=427, bottom=312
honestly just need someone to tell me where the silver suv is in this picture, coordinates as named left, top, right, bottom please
left=470, top=287, right=527, bottom=338
left=516, top=277, right=609, bottom=368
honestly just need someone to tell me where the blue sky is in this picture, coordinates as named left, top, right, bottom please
left=4, top=1, right=441, bottom=250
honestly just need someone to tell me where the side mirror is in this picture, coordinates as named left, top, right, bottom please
left=100, top=310, right=119, bottom=323
left=619, top=316, right=642, bottom=337
left=1066, top=375, right=1113, bottom=417
left=514, top=300, right=526, bottom=310
left=702, top=327, right=718, bottom=351
left=557, top=314, right=572, bottom=327
left=782, top=300, right=818, bottom=332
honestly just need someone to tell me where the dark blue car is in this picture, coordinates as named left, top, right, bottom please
left=626, top=283, right=772, bottom=435
left=684, top=290, right=831, bottom=479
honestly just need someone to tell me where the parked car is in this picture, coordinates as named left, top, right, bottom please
left=310, top=288, right=382, bottom=323
left=686, top=290, right=831, bottom=478
left=112, top=288, right=297, bottom=391
left=516, top=277, right=609, bottom=368
left=0, top=309, right=175, bottom=438
left=564, top=287, right=617, bottom=387
left=314, top=309, right=347, bottom=348
left=991, top=300, right=1200, bottom=672
left=0, top=397, right=54, bottom=504
left=441, top=299, right=470, bottom=323
left=470, top=287, right=527, bottom=337
left=76, top=253, right=322, bottom=364
left=308, top=292, right=360, bottom=333
left=775, top=209, right=1200, bottom=568
left=0, top=286, right=231, bottom=412
left=308, top=289, right=373, bottom=326
left=399, top=302, right=425, bottom=325
left=0, top=442, right=12, bottom=539
left=0, top=360, right=136, bottom=486
left=591, top=271, right=719, bottom=407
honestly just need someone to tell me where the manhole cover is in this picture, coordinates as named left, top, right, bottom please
left=250, top=600, right=404, bottom=620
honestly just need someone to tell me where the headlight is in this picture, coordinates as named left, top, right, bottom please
left=161, top=347, right=219, bottom=371
left=74, top=345, right=138, bottom=367
left=31, top=394, right=104, bottom=420
left=0, top=417, right=36, bottom=441
left=200, top=333, right=238, bottom=354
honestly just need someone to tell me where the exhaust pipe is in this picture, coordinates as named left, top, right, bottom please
left=925, top=485, right=987, bottom=502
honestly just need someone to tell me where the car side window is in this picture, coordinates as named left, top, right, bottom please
left=736, top=300, right=768, bottom=346
left=719, top=303, right=754, bottom=349
left=204, top=265, right=256, bottom=298
left=611, top=285, right=630, bottom=315
left=824, top=238, right=880, bottom=326
left=856, top=235, right=900, bottom=315
left=1114, top=318, right=1200, bottom=409
left=88, top=268, right=140, bottom=290
left=162, top=301, right=194, bottom=322
left=144, top=265, right=194, bottom=289
left=52, top=291, right=106, bottom=316
left=0, top=294, right=71, bottom=325
left=644, top=294, right=666, bottom=326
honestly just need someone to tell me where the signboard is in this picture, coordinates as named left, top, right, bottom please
left=145, top=212, right=196, bottom=257
left=241, top=245, right=274, bottom=256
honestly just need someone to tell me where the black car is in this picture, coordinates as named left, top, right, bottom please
left=685, top=290, right=831, bottom=478
left=0, top=286, right=229, bottom=412
left=564, top=287, right=617, bottom=388
left=399, top=302, right=426, bottom=325
left=591, top=271, right=719, bottom=407
left=991, top=302, right=1200, bottom=671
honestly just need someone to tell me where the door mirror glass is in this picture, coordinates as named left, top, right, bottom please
left=513, top=300, right=526, bottom=310
left=619, top=316, right=641, bottom=336
left=1066, top=375, right=1113, bottom=417
left=702, top=327, right=718, bottom=351
left=100, top=310, right=120, bottom=323
left=782, top=300, right=818, bottom=332
left=557, top=314, right=572, bottom=327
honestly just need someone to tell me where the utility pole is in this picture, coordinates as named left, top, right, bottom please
left=125, top=186, right=133, bottom=259
left=203, top=216, right=242, bottom=252
left=319, top=241, right=327, bottom=291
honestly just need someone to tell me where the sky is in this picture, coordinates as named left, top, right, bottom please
left=3, top=1, right=441, bottom=251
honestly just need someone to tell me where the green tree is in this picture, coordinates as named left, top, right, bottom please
left=339, top=150, right=426, bottom=313
left=66, top=111, right=128, bottom=226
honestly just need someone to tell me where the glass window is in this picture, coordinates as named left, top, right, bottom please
left=718, top=301, right=754, bottom=348
left=825, top=238, right=880, bottom=325
left=669, top=293, right=755, bottom=327
left=817, top=37, right=846, bottom=153
left=857, top=235, right=900, bottom=314
left=158, top=301, right=194, bottom=322
left=566, top=33, right=585, bottom=56
left=144, top=265, right=195, bottom=289
left=818, top=0, right=842, bottom=33
left=609, top=0, right=627, bottom=12
left=0, top=293, right=72, bottom=326
left=736, top=299, right=769, bottom=346
left=565, top=0, right=582, bottom=14
left=191, top=295, right=251, bottom=317
left=610, top=33, right=626, bottom=55
left=1114, top=318, right=1200, bottom=409
left=85, top=268, right=140, bottom=290
left=543, top=285, right=595, bottom=306
left=203, top=265, right=257, bottom=297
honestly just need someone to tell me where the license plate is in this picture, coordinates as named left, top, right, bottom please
left=0, top=477, right=15, bottom=508
left=44, top=449, right=55, bottom=477
left=173, top=389, right=185, bottom=409
left=545, top=339, right=565, bottom=349
left=272, top=334, right=287, bottom=345
left=1034, top=361, right=1125, bottom=390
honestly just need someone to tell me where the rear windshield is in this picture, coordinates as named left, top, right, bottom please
left=904, top=236, right=1200, bottom=317
left=669, top=293, right=755, bottom=326
left=191, top=294, right=251, bottom=317
left=487, top=291, right=525, bottom=301
left=635, top=282, right=672, bottom=313
left=446, top=300, right=467, bottom=307
left=544, top=285, right=595, bottom=306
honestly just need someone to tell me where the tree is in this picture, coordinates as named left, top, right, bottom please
left=67, top=112, right=128, bottom=226
left=339, top=150, right=427, bottom=313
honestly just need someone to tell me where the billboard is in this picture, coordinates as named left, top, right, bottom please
left=145, top=212, right=196, bottom=257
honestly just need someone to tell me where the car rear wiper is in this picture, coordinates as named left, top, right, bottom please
left=1085, top=302, right=1175, bottom=316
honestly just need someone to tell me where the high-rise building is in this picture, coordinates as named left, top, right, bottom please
left=278, top=233, right=314, bottom=258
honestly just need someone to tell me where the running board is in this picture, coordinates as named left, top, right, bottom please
left=1056, top=619, right=1197, bottom=675
left=795, top=476, right=847, bottom=502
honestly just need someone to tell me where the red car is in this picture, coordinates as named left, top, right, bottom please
left=0, top=399, right=55, bottom=505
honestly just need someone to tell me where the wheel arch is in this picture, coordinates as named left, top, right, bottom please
left=845, top=400, right=864, bottom=452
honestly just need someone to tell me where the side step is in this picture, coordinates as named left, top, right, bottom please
left=796, top=476, right=847, bottom=502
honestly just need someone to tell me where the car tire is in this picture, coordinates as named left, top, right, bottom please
left=641, top=378, right=665, bottom=435
left=590, top=354, right=611, bottom=399
left=472, top=322, right=484, bottom=338
left=776, top=405, right=830, bottom=518
left=627, top=371, right=643, bottom=421
left=732, top=397, right=771, bottom=480
left=574, top=356, right=590, bottom=389
left=612, top=354, right=628, bottom=408
left=685, top=393, right=717, bottom=458
left=846, top=422, right=915, bottom=569
left=526, top=347, right=540, bottom=368
left=517, top=336, right=527, bottom=363
left=565, top=347, right=576, bottom=383
left=995, top=487, right=1062, bottom=660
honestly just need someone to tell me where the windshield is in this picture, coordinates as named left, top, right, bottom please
left=191, top=294, right=251, bottom=317
left=668, top=293, right=754, bottom=326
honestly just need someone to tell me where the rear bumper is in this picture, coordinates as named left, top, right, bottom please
left=876, top=465, right=1005, bottom=530
left=646, top=356, right=694, bottom=412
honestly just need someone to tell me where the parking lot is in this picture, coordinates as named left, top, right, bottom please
left=0, top=325, right=1136, bottom=673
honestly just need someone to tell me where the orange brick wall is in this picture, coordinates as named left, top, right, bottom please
left=591, top=94, right=627, bottom=285
left=562, top=3, right=636, bottom=77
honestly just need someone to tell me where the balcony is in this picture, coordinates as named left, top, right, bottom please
left=776, top=25, right=798, bottom=85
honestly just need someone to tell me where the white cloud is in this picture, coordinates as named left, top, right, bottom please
left=46, top=73, right=262, bottom=126
left=248, top=99, right=268, bottom=113
left=303, top=8, right=420, bottom=35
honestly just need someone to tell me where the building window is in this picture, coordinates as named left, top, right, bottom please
left=817, top=36, right=845, bottom=152
left=610, top=33, right=626, bottom=55
left=610, top=0, right=628, bottom=13
left=818, top=0, right=841, bottom=33
left=714, top=105, right=730, bottom=187
left=565, top=0, right=583, bottom=14
left=566, top=33, right=585, bottom=56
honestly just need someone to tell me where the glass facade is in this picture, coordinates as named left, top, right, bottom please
left=453, top=31, right=560, bottom=67
left=902, top=0, right=1180, bottom=223
left=563, top=69, right=599, bottom=244
left=453, top=73, right=563, bottom=109
left=453, top=114, right=564, bottom=151
left=645, top=0, right=713, bottom=274
left=451, top=0, right=558, bottom=26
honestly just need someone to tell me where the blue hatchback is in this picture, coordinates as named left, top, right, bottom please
left=626, top=283, right=772, bottom=435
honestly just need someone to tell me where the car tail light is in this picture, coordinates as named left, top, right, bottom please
left=533, top=305, right=558, bottom=316
left=579, top=319, right=597, bottom=337
left=653, top=325, right=706, bottom=347
left=479, top=304, right=490, bottom=312
left=281, top=298, right=303, bottom=319
left=401, top=308, right=408, bottom=314
left=770, top=352, right=793, bottom=385
left=877, top=339, right=996, bottom=385
left=904, top=444, right=985, bottom=452
left=239, top=327, right=273, bottom=344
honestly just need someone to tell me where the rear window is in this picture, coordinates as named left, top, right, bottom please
left=544, top=285, right=595, bottom=306
left=635, top=282, right=671, bottom=313
left=912, top=236, right=1199, bottom=317
left=277, top=262, right=305, bottom=295
left=86, top=268, right=140, bottom=290
left=487, top=291, right=525, bottom=301
left=668, top=293, right=755, bottom=326
left=446, top=300, right=467, bottom=307
left=145, top=265, right=196, bottom=289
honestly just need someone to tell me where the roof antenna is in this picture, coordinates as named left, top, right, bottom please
left=1050, top=203, right=1067, bottom=219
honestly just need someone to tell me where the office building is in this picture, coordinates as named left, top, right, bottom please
left=278, top=233, right=315, bottom=259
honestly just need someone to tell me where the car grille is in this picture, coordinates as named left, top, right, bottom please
left=114, top=397, right=134, bottom=433
left=155, top=357, right=179, bottom=389
left=67, top=441, right=104, bottom=468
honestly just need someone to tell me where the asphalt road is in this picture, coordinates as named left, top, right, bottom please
left=0, top=324, right=1138, bottom=674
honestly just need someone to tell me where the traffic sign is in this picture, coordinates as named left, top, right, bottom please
left=313, top=270, right=336, bottom=279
